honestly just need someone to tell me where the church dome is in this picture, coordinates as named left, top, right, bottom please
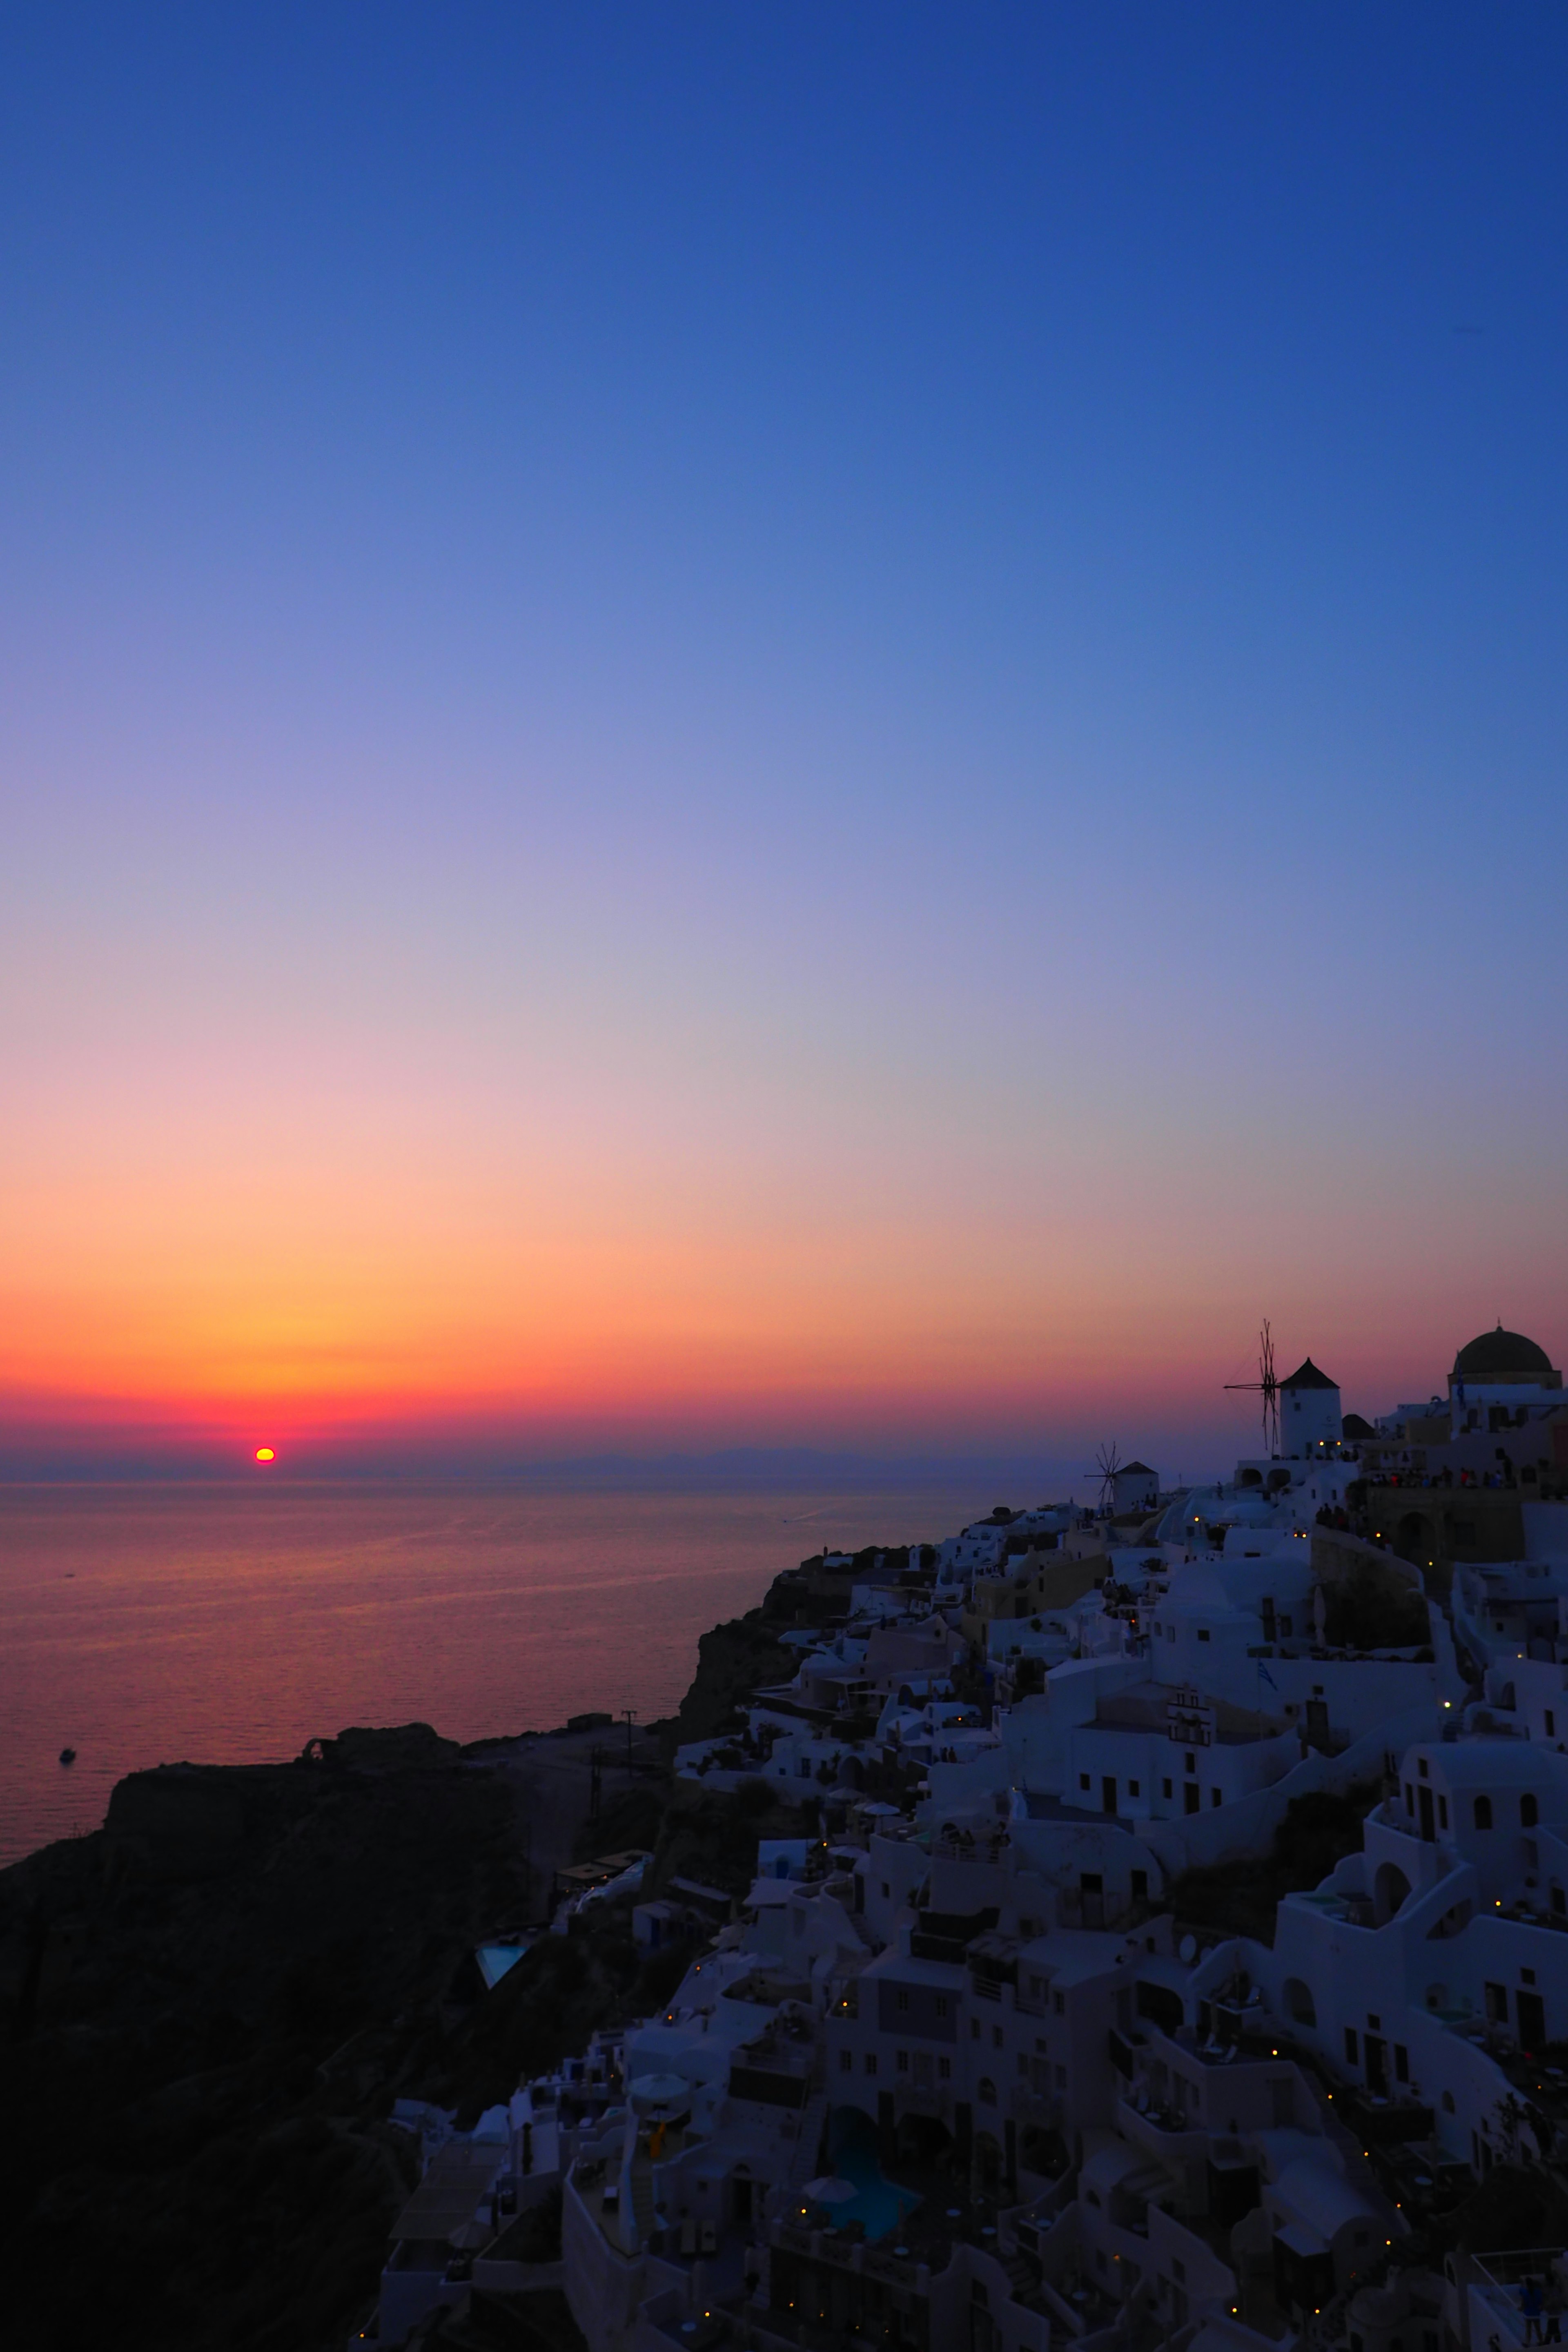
left=1452, top=1325, right=1556, bottom=1383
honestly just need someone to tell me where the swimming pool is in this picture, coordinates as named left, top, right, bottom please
left=827, top=2108, right=921, bottom=2243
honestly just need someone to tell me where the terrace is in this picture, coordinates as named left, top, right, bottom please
left=1466, top=2249, right=1568, bottom=2352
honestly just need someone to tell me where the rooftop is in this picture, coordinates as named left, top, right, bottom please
left=1453, top=1325, right=1559, bottom=1384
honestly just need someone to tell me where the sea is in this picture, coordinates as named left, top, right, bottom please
left=0, top=1476, right=998, bottom=1868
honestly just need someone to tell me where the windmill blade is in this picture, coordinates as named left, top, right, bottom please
left=1223, top=1321, right=1282, bottom=1452
left=1258, top=1319, right=1279, bottom=1452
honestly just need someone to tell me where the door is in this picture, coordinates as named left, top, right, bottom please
left=914, top=2051, right=933, bottom=2091
left=1080, top=1873, right=1105, bottom=1929
left=1418, top=1785, right=1434, bottom=1841
left=1102, top=1776, right=1118, bottom=1814
left=1185, top=1782, right=1201, bottom=1815
left=1517, top=1991, right=1545, bottom=2050
left=1305, top=1699, right=1330, bottom=1748
left=1365, top=2036, right=1388, bottom=2097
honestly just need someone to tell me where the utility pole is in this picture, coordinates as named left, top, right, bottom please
left=621, top=1708, right=636, bottom=1773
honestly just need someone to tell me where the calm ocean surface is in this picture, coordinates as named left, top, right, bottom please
left=0, top=1478, right=990, bottom=1867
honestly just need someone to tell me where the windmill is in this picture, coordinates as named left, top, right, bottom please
left=1092, top=1441, right=1123, bottom=1517
left=1225, top=1320, right=1279, bottom=1455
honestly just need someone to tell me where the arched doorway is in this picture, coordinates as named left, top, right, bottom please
left=1374, top=1861, right=1412, bottom=1923
left=973, top=2130, right=1003, bottom=2196
left=1283, top=1977, right=1316, bottom=2028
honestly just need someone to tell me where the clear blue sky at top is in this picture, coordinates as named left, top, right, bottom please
left=7, top=8, right=1564, bottom=839
left=2, top=4, right=1567, bottom=1441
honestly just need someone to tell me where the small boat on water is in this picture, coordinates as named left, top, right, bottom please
left=58, top=1748, right=76, bottom=1765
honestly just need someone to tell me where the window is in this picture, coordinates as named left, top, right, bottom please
left=1394, top=2045, right=1409, bottom=2083
left=1054, top=2064, right=1067, bottom=2087
left=939, top=2056, right=951, bottom=2080
left=1438, top=1796, right=1448, bottom=1829
left=1523, top=1967, right=1536, bottom=1986
left=1167, top=1624, right=1175, bottom=1642
left=896, top=1990, right=909, bottom=2012
left=1054, top=1991, right=1065, bottom=2016
left=1368, top=2013, right=1381, bottom=2030
left=1131, top=1870, right=1148, bottom=1902
left=1018, top=2053, right=1029, bottom=2076
left=864, top=2053, right=877, bottom=2076
left=1418, top=1757, right=1429, bottom=1779
left=1522, top=1794, right=1539, bottom=1829
left=1547, top=1710, right=1557, bottom=1738
left=1345, top=2028, right=1359, bottom=2065
left=1198, top=1629, right=1211, bottom=1642
left=993, top=2025, right=1003, bottom=2050
left=896, top=2049, right=909, bottom=2073
left=1404, top=1784, right=1414, bottom=1812
left=881, top=1882, right=890, bottom=1899
left=1128, top=1779, right=1140, bottom=1797
left=1474, top=1795, right=1492, bottom=1830
left=935, top=1996, right=948, bottom=2019
left=978, top=2076, right=997, bottom=2105
left=1079, top=1773, right=1091, bottom=1791
left=1162, top=1778, right=1173, bottom=1800
left=1485, top=1983, right=1508, bottom=2024
left=1210, top=1788, right=1222, bottom=1808
left=971, top=2019, right=981, bottom=2040
left=839, top=2049, right=852, bottom=2073
left=1185, top=1753, right=1196, bottom=1774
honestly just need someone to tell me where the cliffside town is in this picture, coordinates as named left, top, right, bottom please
left=372, top=1327, right=1568, bottom=2352
left=6, top=1325, right=1568, bottom=2352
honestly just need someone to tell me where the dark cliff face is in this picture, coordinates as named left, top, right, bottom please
left=0, top=1573, right=818, bottom=2349
left=0, top=1728, right=528, bottom=2352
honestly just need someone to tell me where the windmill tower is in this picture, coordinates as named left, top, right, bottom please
left=1225, top=1321, right=1280, bottom=1455
left=1092, top=1441, right=1123, bottom=1519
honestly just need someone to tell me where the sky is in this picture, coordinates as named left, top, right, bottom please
left=3, top=3, right=1566, bottom=1481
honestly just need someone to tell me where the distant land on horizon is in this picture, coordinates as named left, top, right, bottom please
left=0, top=1440, right=1128, bottom=1496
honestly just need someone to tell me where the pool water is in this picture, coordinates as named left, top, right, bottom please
left=828, top=2107, right=921, bottom=2243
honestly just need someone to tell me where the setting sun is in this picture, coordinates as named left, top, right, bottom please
left=254, top=1446, right=275, bottom=1463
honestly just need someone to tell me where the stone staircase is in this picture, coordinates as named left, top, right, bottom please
left=630, top=2161, right=657, bottom=2250
left=1001, top=2247, right=1040, bottom=2304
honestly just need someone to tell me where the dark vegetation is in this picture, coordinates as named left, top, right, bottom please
left=1166, top=1784, right=1381, bottom=1944
left=1319, top=1561, right=1431, bottom=1649
left=1446, top=2161, right=1568, bottom=2254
